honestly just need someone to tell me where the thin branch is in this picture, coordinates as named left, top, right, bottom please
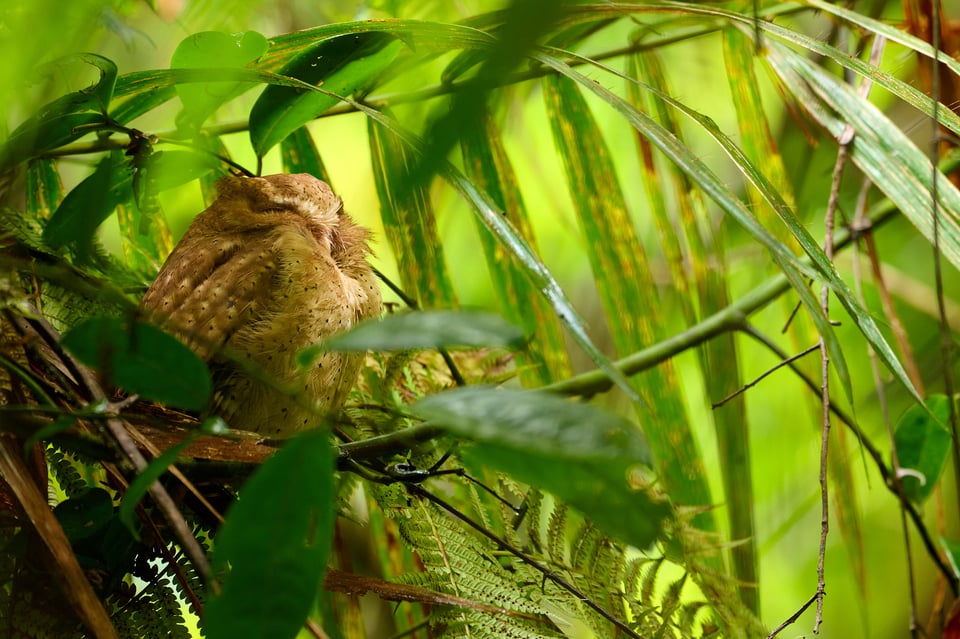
left=371, top=267, right=466, bottom=387
left=766, top=592, right=818, bottom=639
left=11, top=311, right=214, bottom=589
left=851, top=176, right=921, bottom=637
left=813, top=136, right=845, bottom=634
left=741, top=324, right=958, bottom=592
left=711, top=343, right=819, bottom=409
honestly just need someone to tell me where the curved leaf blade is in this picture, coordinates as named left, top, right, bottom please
left=311, top=310, right=525, bottom=356
left=250, top=32, right=404, bottom=156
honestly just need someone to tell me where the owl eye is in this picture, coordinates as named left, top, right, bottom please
left=256, top=205, right=295, bottom=214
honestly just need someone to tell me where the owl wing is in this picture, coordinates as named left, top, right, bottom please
left=140, top=227, right=278, bottom=361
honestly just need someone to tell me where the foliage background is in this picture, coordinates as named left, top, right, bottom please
left=2, top=0, right=960, bottom=637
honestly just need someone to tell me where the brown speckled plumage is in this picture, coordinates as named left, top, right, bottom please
left=140, top=173, right=381, bottom=436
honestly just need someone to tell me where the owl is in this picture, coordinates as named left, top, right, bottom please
left=140, top=173, right=381, bottom=437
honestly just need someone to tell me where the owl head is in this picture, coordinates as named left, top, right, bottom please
left=211, top=173, right=343, bottom=238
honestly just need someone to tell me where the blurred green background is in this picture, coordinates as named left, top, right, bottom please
left=3, top=0, right=958, bottom=637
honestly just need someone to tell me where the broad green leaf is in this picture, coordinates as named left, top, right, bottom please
left=43, top=152, right=133, bottom=256
left=250, top=32, right=404, bottom=156
left=413, top=387, right=651, bottom=480
left=0, top=53, right=116, bottom=167
left=412, top=386, right=669, bottom=548
left=61, top=317, right=211, bottom=411
left=308, top=310, right=524, bottom=357
left=205, top=430, right=335, bottom=639
left=110, top=86, right=178, bottom=125
left=259, top=19, right=494, bottom=71
left=894, top=395, right=953, bottom=504
left=37, top=53, right=118, bottom=115
left=171, top=30, right=268, bottom=129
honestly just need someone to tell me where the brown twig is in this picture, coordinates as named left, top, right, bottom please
left=10, top=310, right=214, bottom=588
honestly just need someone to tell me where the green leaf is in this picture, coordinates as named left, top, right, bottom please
left=250, top=32, right=403, bottom=156
left=204, top=430, right=335, bottom=639
left=460, top=111, right=572, bottom=385
left=412, top=386, right=668, bottom=548
left=53, top=488, right=114, bottom=542
left=893, top=395, right=953, bottom=504
left=110, top=85, right=178, bottom=125
left=42, top=152, right=133, bottom=255
left=39, top=53, right=118, bottom=115
left=310, top=311, right=524, bottom=359
left=61, top=317, right=212, bottom=411
left=171, top=30, right=268, bottom=128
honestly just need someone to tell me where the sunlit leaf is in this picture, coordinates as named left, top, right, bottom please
left=460, top=111, right=571, bottom=385
left=369, top=116, right=458, bottom=308
left=171, top=30, right=268, bottom=129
